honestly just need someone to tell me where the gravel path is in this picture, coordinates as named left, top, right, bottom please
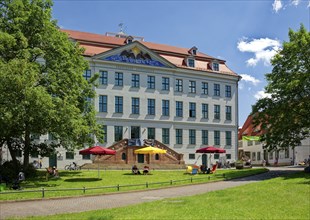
left=0, top=166, right=303, bottom=219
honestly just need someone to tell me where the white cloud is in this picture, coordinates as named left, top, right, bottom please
left=240, top=74, right=261, bottom=86
left=308, top=0, right=310, bottom=7
left=237, top=38, right=281, bottom=67
left=254, top=90, right=272, bottom=100
left=273, top=0, right=283, bottom=12
left=291, top=0, right=301, bottom=6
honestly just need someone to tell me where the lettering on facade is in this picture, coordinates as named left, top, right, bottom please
left=104, top=47, right=166, bottom=67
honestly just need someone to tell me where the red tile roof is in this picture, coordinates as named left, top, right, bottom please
left=238, top=115, right=265, bottom=140
left=62, top=29, right=238, bottom=77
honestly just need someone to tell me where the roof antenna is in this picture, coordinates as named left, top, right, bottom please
left=118, top=23, right=126, bottom=35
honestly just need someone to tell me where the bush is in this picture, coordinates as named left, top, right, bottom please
left=0, top=160, right=37, bottom=183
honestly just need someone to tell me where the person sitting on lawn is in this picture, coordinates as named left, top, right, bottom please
left=200, top=164, right=207, bottom=174
left=132, top=165, right=140, bottom=175
left=143, top=166, right=149, bottom=175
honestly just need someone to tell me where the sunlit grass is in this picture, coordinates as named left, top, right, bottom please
left=1, top=168, right=267, bottom=201
left=20, top=172, right=310, bottom=220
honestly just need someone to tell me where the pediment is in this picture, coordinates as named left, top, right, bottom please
left=93, top=41, right=175, bottom=68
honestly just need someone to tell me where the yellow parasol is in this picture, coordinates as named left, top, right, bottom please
left=134, top=146, right=167, bottom=154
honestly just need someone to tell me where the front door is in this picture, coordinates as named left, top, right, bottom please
left=49, top=153, right=57, bottom=167
left=131, top=126, right=140, bottom=139
left=137, top=154, right=144, bottom=163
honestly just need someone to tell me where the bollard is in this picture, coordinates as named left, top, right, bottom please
left=83, top=186, right=86, bottom=194
left=42, top=187, right=45, bottom=198
left=190, top=177, right=193, bottom=183
left=117, top=184, right=120, bottom=191
left=223, top=174, right=226, bottom=179
left=208, top=176, right=210, bottom=180
left=146, top=182, right=148, bottom=188
left=170, top=180, right=173, bottom=185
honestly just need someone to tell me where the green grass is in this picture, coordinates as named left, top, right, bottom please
left=0, top=168, right=267, bottom=201
left=20, top=171, right=310, bottom=220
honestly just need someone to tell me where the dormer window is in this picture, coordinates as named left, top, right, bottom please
left=212, top=62, right=219, bottom=71
left=125, top=36, right=134, bottom=44
left=188, top=58, right=195, bottom=68
left=189, top=46, right=198, bottom=56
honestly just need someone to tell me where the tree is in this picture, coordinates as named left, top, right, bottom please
left=0, top=0, right=103, bottom=167
left=252, top=24, right=310, bottom=151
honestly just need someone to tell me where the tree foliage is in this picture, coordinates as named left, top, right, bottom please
left=252, top=24, right=310, bottom=151
left=0, top=0, right=103, bottom=166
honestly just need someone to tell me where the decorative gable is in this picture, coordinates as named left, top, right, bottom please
left=93, top=41, right=175, bottom=68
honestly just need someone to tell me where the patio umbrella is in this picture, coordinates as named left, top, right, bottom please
left=196, top=146, right=226, bottom=168
left=134, top=145, right=167, bottom=167
left=79, top=146, right=116, bottom=178
left=134, top=146, right=167, bottom=154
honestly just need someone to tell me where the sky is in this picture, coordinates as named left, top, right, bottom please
left=51, top=0, right=310, bottom=126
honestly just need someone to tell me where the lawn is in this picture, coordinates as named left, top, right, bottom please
left=20, top=171, right=310, bottom=220
left=0, top=168, right=267, bottom=201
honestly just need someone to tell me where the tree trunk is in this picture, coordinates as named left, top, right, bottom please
left=23, top=128, right=31, bottom=167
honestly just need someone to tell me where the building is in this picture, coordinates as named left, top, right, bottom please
left=1, top=29, right=241, bottom=168
left=238, top=115, right=310, bottom=166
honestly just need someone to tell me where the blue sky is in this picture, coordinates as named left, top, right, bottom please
left=52, top=0, right=309, bottom=126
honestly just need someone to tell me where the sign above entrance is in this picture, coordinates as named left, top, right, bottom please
left=103, top=46, right=166, bottom=67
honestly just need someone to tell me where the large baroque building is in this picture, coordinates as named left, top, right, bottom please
left=1, top=29, right=241, bottom=168
left=63, top=29, right=240, bottom=166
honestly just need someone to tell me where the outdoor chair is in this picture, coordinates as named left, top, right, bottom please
left=210, top=164, right=218, bottom=174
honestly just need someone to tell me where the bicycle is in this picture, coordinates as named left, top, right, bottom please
left=64, top=162, right=81, bottom=171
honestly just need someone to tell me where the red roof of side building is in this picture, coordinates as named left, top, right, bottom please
left=238, top=115, right=265, bottom=140
left=61, top=29, right=238, bottom=77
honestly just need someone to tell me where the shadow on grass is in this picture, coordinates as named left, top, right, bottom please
left=122, top=173, right=153, bottom=176
left=64, top=178, right=102, bottom=182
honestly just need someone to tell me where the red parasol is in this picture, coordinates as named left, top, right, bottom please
left=79, top=146, right=116, bottom=178
left=196, top=146, right=226, bottom=153
left=79, top=146, right=116, bottom=155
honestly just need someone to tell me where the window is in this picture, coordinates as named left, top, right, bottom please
left=226, top=154, right=231, bottom=160
left=214, top=130, right=220, bottom=146
left=175, top=79, right=183, bottom=92
left=16, top=149, right=22, bottom=157
left=248, top=141, right=253, bottom=146
left=202, top=104, right=208, bottom=119
left=103, top=125, right=107, bottom=143
left=214, top=154, right=219, bottom=159
left=155, top=154, right=159, bottom=160
left=148, top=128, right=155, bottom=139
left=202, top=82, right=208, bottom=95
left=214, top=105, right=220, bottom=120
left=147, top=75, right=155, bottom=89
left=162, top=100, right=170, bottom=116
left=189, top=102, right=196, bottom=118
left=66, top=152, right=74, bottom=160
left=83, top=70, right=91, bottom=81
left=122, top=153, right=126, bottom=160
left=214, top=84, right=220, bottom=96
left=189, top=154, right=195, bottom=159
left=257, top=152, right=261, bottom=161
left=99, top=95, right=107, bottom=112
left=225, top=85, right=231, bottom=98
left=132, top=74, right=140, bottom=88
left=99, top=70, right=108, bottom=85
left=147, top=99, right=155, bottom=115
left=30, top=151, right=39, bottom=158
left=226, top=131, right=232, bottom=146
left=252, top=152, right=256, bottom=161
left=162, top=77, right=170, bottom=90
left=212, top=62, right=219, bottom=71
left=189, top=129, right=196, bottom=145
left=132, top=97, right=140, bottom=114
left=189, top=81, right=196, bottom=93
left=115, top=96, right=123, bottom=113
left=114, top=126, right=123, bottom=142
left=162, top=128, right=170, bottom=144
left=226, top=106, right=232, bottom=120
left=285, top=149, right=289, bottom=158
left=202, top=130, right=208, bottom=145
left=31, top=133, right=40, bottom=140
left=176, top=101, right=183, bottom=117
left=115, top=72, right=123, bottom=86
left=188, top=59, right=195, bottom=67
left=176, top=129, right=183, bottom=144
left=82, top=154, right=91, bottom=160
